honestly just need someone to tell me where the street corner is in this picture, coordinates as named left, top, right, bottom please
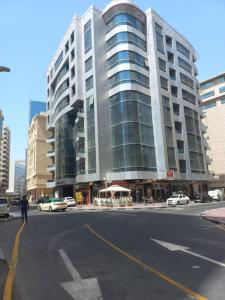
left=201, top=207, right=225, bottom=225
left=0, top=213, right=19, bottom=222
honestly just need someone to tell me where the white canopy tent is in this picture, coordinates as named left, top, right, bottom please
left=99, top=185, right=131, bottom=193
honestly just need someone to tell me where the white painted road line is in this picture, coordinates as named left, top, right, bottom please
left=100, top=211, right=137, bottom=217
left=150, top=238, right=225, bottom=268
left=58, top=249, right=103, bottom=300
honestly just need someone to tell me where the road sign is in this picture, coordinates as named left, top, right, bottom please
left=167, top=170, right=174, bottom=180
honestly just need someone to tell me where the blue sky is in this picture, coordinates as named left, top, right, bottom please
left=0, top=0, right=225, bottom=161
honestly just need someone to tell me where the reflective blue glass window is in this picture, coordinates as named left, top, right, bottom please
left=109, top=70, right=149, bottom=88
left=220, top=97, right=225, bottom=104
left=176, top=41, right=190, bottom=59
left=84, top=20, right=92, bottom=53
left=107, top=32, right=146, bottom=51
left=219, top=86, right=225, bottom=93
left=201, top=91, right=215, bottom=99
left=108, top=50, right=147, bottom=69
left=107, top=13, right=145, bottom=33
left=201, top=101, right=216, bottom=110
left=155, top=23, right=164, bottom=53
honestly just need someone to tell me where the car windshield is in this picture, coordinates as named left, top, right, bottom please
left=170, top=195, right=179, bottom=198
left=52, top=198, right=63, bottom=202
left=0, top=199, right=7, bottom=204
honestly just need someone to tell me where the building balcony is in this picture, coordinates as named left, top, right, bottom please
left=47, top=164, right=56, bottom=172
left=201, top=123, right=207, bottom=134
left=194, top=64, right=198, bottom=76
left=47, top=150, right=55, bottom=158
left=199, top=109, right=205, bottom=118
left=77, top=109, right=84, bottom=118
left=203, top=138, right=210, bottom=149
left=46, top=180, right=56, bottom=188
left=206, top=156, right=212, bottom=165
left=78, top=150, right=85, bottom=157
left=76, top=151, right=85, bottom=159
left=47, top=137, right=55, bottom=144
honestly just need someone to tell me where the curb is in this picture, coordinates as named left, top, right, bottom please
left=0, top=215, right=18, bottom=222
left=71, top=205, right=168, bottom=212
left=0, top=247, right=8, bottom=299
left=201, top=212, right=225, bottom=225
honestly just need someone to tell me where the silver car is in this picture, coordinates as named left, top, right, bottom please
left=0, top=198, right=9, bottom=217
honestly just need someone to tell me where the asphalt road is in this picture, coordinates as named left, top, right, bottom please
left=1, top=202, right=225, bottom=300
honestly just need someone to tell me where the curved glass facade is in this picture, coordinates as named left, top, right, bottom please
left=107, top=50, right=148, bottom=70
left=53, top=95, right=70, bottom=119
left=53, top=62, right=69, bottom=92
left=110, top=91, right=156, bottom=172
left=55, top=112, right=75, bottom=180
left=106, top=13, right=145, bottom=33
left=54, top=78, right=69, bottom=102
left=107, top=32, right=146, bottom=51
left=109, top=70, right=149, bottom=88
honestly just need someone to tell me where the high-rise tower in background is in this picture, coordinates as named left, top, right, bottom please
left=46, top=0, right=210, bottom=201
left=29, top=100, right=46, bottom=125
left=0, top=123, right=11, bottom=196
left=13, top=160, right=26, bottom=196
left=0, top=110, right=4, bottom=139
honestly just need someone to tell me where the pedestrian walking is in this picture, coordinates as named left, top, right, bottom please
left=19, top=196, right=29, bottom=222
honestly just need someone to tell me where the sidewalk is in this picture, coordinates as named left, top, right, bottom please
left=0, top=248, right=8, bottom=299
left=201, top=207, right=225, bottom=225
left=72, top=202, right=168, bottom=211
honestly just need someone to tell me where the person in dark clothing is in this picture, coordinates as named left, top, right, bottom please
left=19, top=196, right=29, bottom=222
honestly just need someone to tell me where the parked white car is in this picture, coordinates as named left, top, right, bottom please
left=0, top=198, right=9, bottom=217
left=166, top=194, right=190, bottom=206
left=38, top=197, right=67, bottom=212
left=63, top=197, right=76, bottom=207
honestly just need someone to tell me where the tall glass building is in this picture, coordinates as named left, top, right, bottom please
left=46, top=0, right=210, bottom=201
left=29, top=100, right=46, bottom=125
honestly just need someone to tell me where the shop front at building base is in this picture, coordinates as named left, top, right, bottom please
left=75, top=179, right=208, bottom=204
left=27, top=187, right=53, bottom=202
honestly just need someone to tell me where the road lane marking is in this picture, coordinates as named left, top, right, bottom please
left=100, top=211, right=137, bottom=217
left=151, top=238, right=225, bottom=268
left=84, top=223, right=206, bottom=300
left=3, top=222, right=26, bottom=300
left=215, top=224, right=225, bottom=232
left=59, top=249, right=103, bottom=300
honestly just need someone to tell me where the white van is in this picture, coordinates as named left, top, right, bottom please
left=208, top=190, right=223, bottom=201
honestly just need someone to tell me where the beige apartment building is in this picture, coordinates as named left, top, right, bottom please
left=27, top=112, right=53, bottom=201
left=200, top=72, right=225, bottom=188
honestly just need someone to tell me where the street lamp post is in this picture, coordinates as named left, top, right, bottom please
left=0, top=66, right=10, bottom=73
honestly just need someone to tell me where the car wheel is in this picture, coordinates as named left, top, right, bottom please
left=62, top=209, right=66, bottom=212
left=4, top=214, right=9, bottom=218
left=186, top=200, right=189, bottom=205
left=49, top=206, right=52, bottom=212
left=38, top=205, right=42, bottom=211
left=177, top=201, right=180, bottom=206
